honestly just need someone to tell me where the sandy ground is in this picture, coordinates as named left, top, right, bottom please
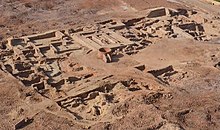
left=203, top=0, right=220, bottom=5
left=1, top=0, right=220, bottom=130
left=0, top=0, right=182, bottom=41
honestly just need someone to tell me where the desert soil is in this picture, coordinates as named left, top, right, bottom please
left=1, top=0, right=220, bottom=130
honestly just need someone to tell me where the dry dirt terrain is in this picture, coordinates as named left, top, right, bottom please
left=1, top=0, right=220, bottom=130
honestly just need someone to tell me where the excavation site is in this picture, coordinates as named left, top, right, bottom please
left=1, top=0, right=220, bottom=129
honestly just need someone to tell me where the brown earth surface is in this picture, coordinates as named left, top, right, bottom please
left=0, top=0, right=183, bottom=41
left=1, top=0, right=220, bottom=130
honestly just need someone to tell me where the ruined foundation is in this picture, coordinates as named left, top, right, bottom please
left=1, top=6, right=220, bottom=129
